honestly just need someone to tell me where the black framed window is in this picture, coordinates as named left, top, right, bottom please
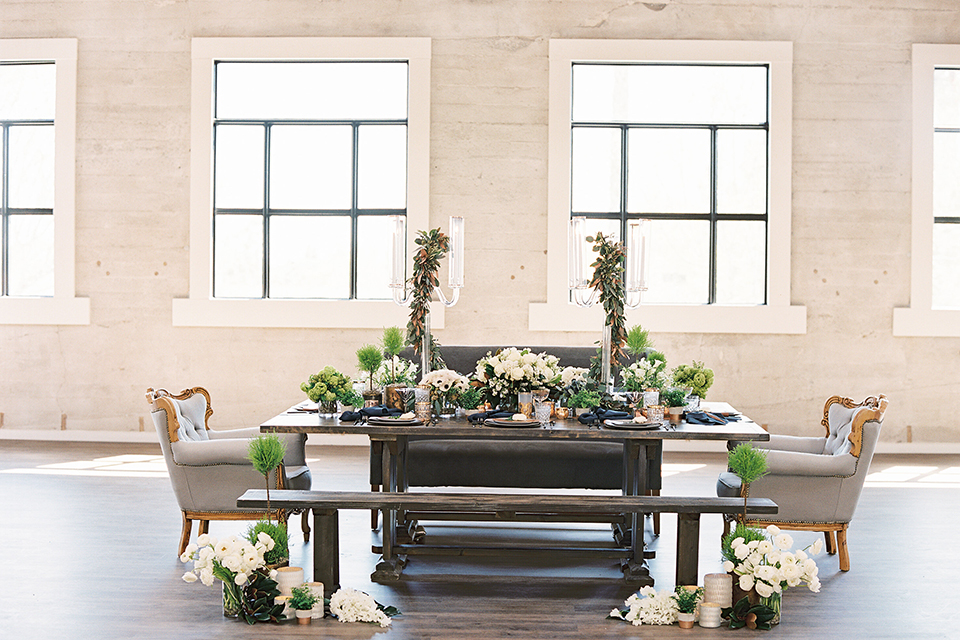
left=1, top=61, right=55, bottom=297
left=212, top=61, right=409, bottom=300
left=570, top=62, right=770, bottom=305
left=933, top=67, right=960, bottom=309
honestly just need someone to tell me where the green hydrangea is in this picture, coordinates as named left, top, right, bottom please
left=301, top=366, right=353, bottom=404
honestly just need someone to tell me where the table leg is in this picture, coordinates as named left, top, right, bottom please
left=372, top=437, right=407, bottom=582
left=313, top=508, right=340, bottom=592
left=621, top=440, right=654, bottom=586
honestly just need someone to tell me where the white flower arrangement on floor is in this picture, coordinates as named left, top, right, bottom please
left=609, top=586, right=679, bottom=626
left=329, top=587, right=401, bottom=628
left=180, top=532, right=275, bottom=587
left=722, top=524, right=822, bottom=597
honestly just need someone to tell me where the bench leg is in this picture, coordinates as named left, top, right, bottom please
left=371, top=485, right=380, bottom=530
left=676, top=512, right=701, bottom=587
left=837, top=525, right=850, bottom=571
left=313, top=509, right=340, bottom=592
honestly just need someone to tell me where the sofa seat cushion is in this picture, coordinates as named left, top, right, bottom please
left=403, top=439, right=624, bottom=489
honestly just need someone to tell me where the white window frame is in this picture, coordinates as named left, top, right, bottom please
left=174, top=37, right=436, bottom=329
left=0, top=38, right=88, bottom=325
left=894, top=44, right=960, bottom=337
left=531, top=39, right=804, bottom=334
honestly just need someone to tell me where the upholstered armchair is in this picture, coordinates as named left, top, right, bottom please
left=146, top=387, right=312, bottom=555
left=717, top=394, right=887, bottom=571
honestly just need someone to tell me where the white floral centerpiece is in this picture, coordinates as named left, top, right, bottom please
left=420, top=368, right=470, bottom=415
left=559, top=365, right=587, bottom=388
left=329, top=587, right=401, bottom=628
left=181, top=533, right=280, bottom=619
left=621, top=358, right=669, bottom=393
left=474, top=347, right=564, bottom=409
left=609, top=586, right=679, bottom=626
left=721, top=524, right=822, bottom=623
left=367, top=355, right=419, bottom=388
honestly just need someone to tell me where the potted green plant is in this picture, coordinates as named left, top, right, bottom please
left=380, top=326, right=415, bottom=409
left=727, top=443, right=769, bottom=518
left=245, top=519, right=289, bottom=568
left=247, top=434, right=286, bottom=520
left=288, top=584, right=321, bottom=625
left=457, top=386, right=483, bottom=415
left=661, top=387, right=687, bottom=424
left=674, top=585, right=703, bottom=629
left=356, top=343, right=384, bottom=405
left=672, top=360, right=715, bottom=399
left=568, top=387, right=601, bottom=416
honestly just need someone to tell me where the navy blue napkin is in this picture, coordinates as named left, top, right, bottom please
left=339, top=405, right=403, bottom=422
left=684, top=411, right=728, bottom=425
left=577, top=407, right=631, bottom=425
left=467, top=410, right=516, bottom=424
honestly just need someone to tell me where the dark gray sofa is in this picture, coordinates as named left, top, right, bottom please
left=369, top=345, right=659, bottom=492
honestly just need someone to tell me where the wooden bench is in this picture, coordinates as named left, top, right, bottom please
left=239, top=489, right=776, bottom=589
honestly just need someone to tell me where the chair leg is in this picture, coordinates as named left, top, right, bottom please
left=824, top=530, right=837, bottom=555
left=198, top=520, right=209, bottom=536
left=836, top=526, right=850, bottom=571
left=371, top=484, right=380, bottom=530
left=179, top=513, right=193, bottom=557
left=302, top=509, right=311, bottom=542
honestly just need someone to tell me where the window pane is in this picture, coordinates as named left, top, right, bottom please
left=7, top=125, right=55, bottom=209
left=216, top=62, right=408, bottom=120
left=214, top=125, right=264, bottom=209
left=934, top=131, right=960, bottom=217
left=573, top=64, right=767, bottom=125
left=269, top=215, right=350, bottom=298
left=716, top=221, right=766, bottom=304
left=933, top=223, right=960, bottom=309
left=214, top=214, right=263, bottom=297
left=270, top=125, right=352, bottom=210
left=627, top=128, right=710, bottom=214
left=0, top=63, right=55, bottom=120
left=7, top=214, right=54, bottom=296
left=356, top=216, right=396, bottom=299
left=572, top=127, right=621, bottom=213
left=642, top=220, right=709, bottom=304
left=357, top=125, right=407, bottom=210
left=934, top=68, right=960, bottom=129
left=716, top=129, right=767, bottom=214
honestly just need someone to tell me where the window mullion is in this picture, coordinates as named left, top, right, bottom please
left=350, top=122, right=360, bottom=300
left=262, top=122, right=271, bottom=299
left=1, top=123, right=7, bottom=296
left=708, top=126, right=718, bottom=305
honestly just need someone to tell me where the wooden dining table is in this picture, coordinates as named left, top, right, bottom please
left=261, top=401, right=769, bottom=585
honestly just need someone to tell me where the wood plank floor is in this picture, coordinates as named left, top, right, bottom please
left=2, top=441, right=957, bottom=639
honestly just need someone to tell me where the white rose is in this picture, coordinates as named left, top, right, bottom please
left=510, top=367, right=525, bottom=380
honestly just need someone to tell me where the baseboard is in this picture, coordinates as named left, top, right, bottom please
left=1, top=429, right=956, bottom=454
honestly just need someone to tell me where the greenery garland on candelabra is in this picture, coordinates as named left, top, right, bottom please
left=406, top=227, right=449, bottom=371
left=587, top=232, right=628, bottom=379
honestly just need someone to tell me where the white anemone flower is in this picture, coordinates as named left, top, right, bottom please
left=182, top=571, right=198, bottom=583
left=754, top=580, right=775, bottom=598
left=200, top=568, right=215, bottom=586
left=234, top=573, right=248, bottom=586
left=738, top=574, right=755, bottom=590
left=766, top=524, right=781, bottom=536
left=774, top=533, right=794, bottom=550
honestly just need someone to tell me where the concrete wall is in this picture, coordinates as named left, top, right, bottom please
left=1, top=0, right=957, bottom=444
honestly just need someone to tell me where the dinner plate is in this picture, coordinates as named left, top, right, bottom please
left=367, top=417, right=423, bottom=426
left=484, top=418, right=541, bottom=428
left=603, top=419, right=662, bottom=430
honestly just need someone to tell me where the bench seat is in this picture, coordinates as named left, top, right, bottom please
left=238, top=489, right=777, bottom=589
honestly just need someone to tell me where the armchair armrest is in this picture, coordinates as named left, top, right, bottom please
left=765, top=449, right=857, bottom=477
left=206, top=428, right=307, bottom=466
left=171, top=438, right=256, bottom=466
left=764, top=434, right=826, bottom=455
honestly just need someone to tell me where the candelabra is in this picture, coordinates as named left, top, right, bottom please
left=568, top=216, right=650, bottom=391
left=389, top=215, right=464, bottom=376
